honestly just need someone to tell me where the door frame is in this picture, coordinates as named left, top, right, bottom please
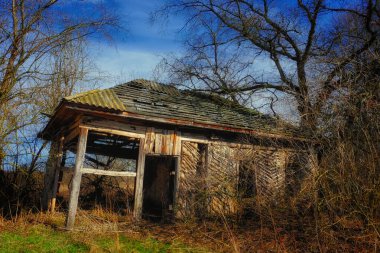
left=141, top=154, right=180, bottom=219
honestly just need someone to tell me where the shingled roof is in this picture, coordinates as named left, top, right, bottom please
left=62, top=79, right=301, bottom=138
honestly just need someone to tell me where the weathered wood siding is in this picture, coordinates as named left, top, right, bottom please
left=144, top=127, right=181, bottom=156
left=177, top=140, right=307, bottom=218
left=177, top=142, right=239, bottom=218
left=207, top=143, right=239, bottom=216
left=177, top=142, right=202, bottom=218
left=237, top=148, right=287, bottom=201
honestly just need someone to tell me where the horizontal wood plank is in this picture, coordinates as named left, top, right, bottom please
left=79, top=125, right=145, bottom=139
left=82, top=118, right=146, bottom=135
left=81, top=168, right=136, bottom=177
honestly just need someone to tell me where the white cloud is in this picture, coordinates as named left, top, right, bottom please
left=90, top=43, right=163, bottom=87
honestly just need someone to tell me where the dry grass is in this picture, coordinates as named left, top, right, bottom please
left=0, top=210, right=282, bottom=252
left=0, top=211, right=206, bottom=252
left=1, top=205, right=380, bottom=252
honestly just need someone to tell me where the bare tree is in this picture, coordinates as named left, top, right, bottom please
left=158, top=18, right=258, bottom=105
left=156, top=0, right=379, bottom=130
left=154, top=1, right=380, bottom=247
left=0, top=33, right=102, bottom=213
left=0, top=0, right=117, bottom=166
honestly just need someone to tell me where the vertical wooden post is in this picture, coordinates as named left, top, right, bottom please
left=50, top=136, right=64, bottom=213
left=133, top=137, right=146, bottom=219
left=65, top=128, right=88, bottom=230
left=173, top=156, right=181, bottom=217
left=42, top=140, right=59, bottom=210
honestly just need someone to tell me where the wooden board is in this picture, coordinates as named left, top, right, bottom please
left=50, top=136, right=65, bottom=213
left=82, top=117, right=146, bottom=136
left=133, top=137, right=146, bottom=219
left=81, top=168, right=136, bottom=177
left=144, top=128, right=181, bottom=156
left=66, top=127, right=88, bottom=230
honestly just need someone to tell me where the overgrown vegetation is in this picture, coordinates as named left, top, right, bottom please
left=0, top=213, right=207, bottom=253
left=154, top=0, right=380, bottom=251
left=0, top=0, right=379, bottom=252
left=0, top=0, right=116, bottom=214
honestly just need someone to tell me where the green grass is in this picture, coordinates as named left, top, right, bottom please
left=0, top=224, right=207, bottom=253
left=0, top=225, right=88, bottom=253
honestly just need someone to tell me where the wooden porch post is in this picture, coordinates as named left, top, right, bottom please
left=50, top=136, right=64, bottom=213
left=133, top=137, right=146, bottom=219
left=65, top=128, right=88, bottom=230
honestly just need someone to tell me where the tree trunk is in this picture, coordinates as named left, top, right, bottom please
left=297, top=95, right=318, bottom=134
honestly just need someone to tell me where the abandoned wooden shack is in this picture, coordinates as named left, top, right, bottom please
left=39, top=79, right=314, bottom=230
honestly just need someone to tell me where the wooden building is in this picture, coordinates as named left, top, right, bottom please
left=39, top=79, right=312, bottom=230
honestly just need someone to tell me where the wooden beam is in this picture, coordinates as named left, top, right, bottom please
left=64, top=127, right=79, bottom=145
left=180, top=135, right=304, bottom=153
left=173, top=156, right=180, bottom=218
left=66, top=128, right=88, bottom=230
left=133, top=137, right=146, bottom=219
left=80, top=125, right=145, bottom=139
left=82, top=117, right=147, bottom=135
left=81, top=168, right=136, bottom=177
left=50, top=136, right=64, bottom=213
left=64, top=104, right=312, bottom=142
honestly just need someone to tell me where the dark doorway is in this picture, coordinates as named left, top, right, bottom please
left=238, top=160, right=258, bottom=218
left=285, top=155, right=305, bottom=198
left=238, top=160, right=257, bottom=198
left=142, top=156, right=176, bottom=221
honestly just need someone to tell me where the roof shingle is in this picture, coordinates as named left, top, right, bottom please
left=63, top=79, right=300, bottom=137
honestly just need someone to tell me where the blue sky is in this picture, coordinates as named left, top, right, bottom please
left=81, top=0, right=297, bottom=118
left=85, top=0, right=184, bottom=87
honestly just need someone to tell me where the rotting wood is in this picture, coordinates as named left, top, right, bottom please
left=168, top=130, right=174, bottom=155
left=173, top=131, right=181, bottom=156
left=161, top=130, right=168, bottom=154
left=144, top=127, right=155, bottom=153
left=142, top=128, right=182, bottom=156
left=66, top=127, right=88, bottom=230
left=134, top=137, right=146, bottom=219
left=154, top=132, right=162, bottom=154
left=81, top=168, right=136, bottom=177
